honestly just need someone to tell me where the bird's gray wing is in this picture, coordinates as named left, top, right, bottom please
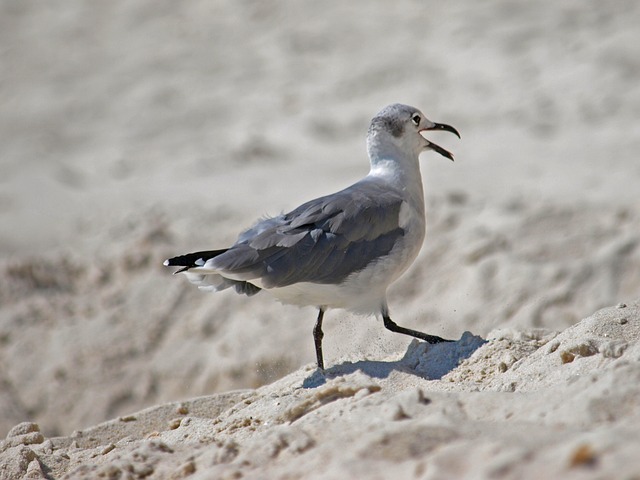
left=208, top=180, right=405, bottom=288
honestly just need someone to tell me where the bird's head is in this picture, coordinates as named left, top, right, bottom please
left=367, top=103, right=460, bottom=161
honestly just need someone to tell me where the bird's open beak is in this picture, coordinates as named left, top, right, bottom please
left=420, top=122, right=460, bottom=162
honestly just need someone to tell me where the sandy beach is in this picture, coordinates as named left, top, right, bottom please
left=1, top=1, right=639, bottom=478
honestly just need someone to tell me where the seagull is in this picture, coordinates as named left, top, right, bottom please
left=164, top=103, right=460, bottom=370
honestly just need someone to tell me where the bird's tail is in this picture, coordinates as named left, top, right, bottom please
left=163, top=249, right=261, bottom=297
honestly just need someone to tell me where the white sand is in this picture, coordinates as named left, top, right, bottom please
left=1, top=1, right=640, bottom=478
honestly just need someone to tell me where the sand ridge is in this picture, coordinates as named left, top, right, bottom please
left=2, top=302, right=639, bottom=478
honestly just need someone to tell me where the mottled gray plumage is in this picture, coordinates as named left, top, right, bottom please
left=368, top=104, right=407, bottom=138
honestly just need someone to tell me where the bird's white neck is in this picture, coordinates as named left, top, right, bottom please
left=368, top=155, right=425, bottom=217
left=366, top=129, right=427, bottom=217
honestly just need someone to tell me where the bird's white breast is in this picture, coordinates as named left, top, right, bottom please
left=264, top=198, right=426, bottom=315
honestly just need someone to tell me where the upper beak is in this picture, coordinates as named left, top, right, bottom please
left=420, top=122, right=461, bottom=162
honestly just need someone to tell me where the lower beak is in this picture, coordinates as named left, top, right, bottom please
left=421, top=122, right=460, bottom=162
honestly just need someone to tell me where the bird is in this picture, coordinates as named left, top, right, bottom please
left=164, top=103, right=460, bottom=370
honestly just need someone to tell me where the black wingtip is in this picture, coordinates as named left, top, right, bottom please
left=164, top=257, right=191, bottom=274
left=164, top=256, right=185, bottom=267
left=163, top=249, right=229, bottom=272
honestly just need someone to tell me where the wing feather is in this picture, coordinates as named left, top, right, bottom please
left=209, top=179, right=406, bottom=288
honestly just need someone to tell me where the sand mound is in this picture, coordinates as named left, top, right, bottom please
left=2, top=301, right=639, bottom=479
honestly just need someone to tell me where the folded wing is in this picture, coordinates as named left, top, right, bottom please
left=205, top=179, right=406, bottom=289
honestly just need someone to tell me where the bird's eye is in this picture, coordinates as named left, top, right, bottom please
left=411, top=114, right=421, bottom=126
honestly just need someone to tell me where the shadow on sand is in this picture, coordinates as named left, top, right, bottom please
left=302, top=331, right=487, bottom=389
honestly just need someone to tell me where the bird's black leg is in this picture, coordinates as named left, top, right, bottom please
left=313, top=308, right=325, bottom=370
left=382, top=309, right=453, bottom=344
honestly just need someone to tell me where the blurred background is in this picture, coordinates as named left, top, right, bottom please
left=1, top=0, right=639, bottom=437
